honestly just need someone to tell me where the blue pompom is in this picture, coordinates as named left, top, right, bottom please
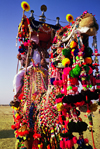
left=50, top=78, right=55, bottom=85
left=74, top=48, right=79, bottom=56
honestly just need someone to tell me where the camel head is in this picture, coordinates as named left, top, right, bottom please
left=79, top=12, right=99, bottom=36
left=51, top=11, right=99, bottom=68
left=53, top=11, right=99, bottom=46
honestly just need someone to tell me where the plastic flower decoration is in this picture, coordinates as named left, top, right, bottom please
left=66, top=14, right=74, bottom=23
left=21, top=1, right=30, bottom=12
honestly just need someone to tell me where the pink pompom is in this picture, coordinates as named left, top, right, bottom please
left=64, top=120, right=69, bottom=126
left=60, top=140, right=65, bottom=148
left=61, top=88, right=67, bottom=94
left=24, top=41, right=28, bottom=47
left=27, top=40, right=30, bottom=44
left=52, top=36, right=58, bottom=43
left=63, top=67, right=71, bottom=75
left=53, top=80, right=63, bottom=86
left=59, top=80, right=63, bottom=86
left=67, top=140, right=73, bottom=148
left=53, top=80, right=59, bottom=85
left=56, top=97, right=63, bottom=103
left=65, top=139, right=69, bottom=148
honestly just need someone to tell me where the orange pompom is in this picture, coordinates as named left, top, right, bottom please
left=17, top=54, right=22, bottom=60
left=85, top=57, right=92, bottom=64
left=70, top=41, right=77, bottom=48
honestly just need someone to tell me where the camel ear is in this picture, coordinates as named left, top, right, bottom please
left=86, top=27, right=97, bottom=36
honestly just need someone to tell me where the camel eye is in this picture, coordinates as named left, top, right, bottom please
left=59, top=32, right=63, bottom=36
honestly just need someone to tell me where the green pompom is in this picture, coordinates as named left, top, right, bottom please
left=54, top=61, right=58, bottom=65
left=62, top=115, right=66, bottom=120
left=67, top=86, right=72, bottom=90
left=98, top=101, right=100, bottom=105
left=69, top=71, right=75, bottom=78
left=76, top=56, right=79, bottom=60
left=62, top=48, right=71, bottom=57
left=56, top=94, right=64, bottom=98
left=86, top=75, right=90, bottom=81
left=83, top=65, right=89, bottom=73
left=85, top=47, right=93, bottom=57
left=73, top=65, right=81, bottom=76
left=69, top=64, right=81, bottom=78
left=89, top=84, right=92, bottom=88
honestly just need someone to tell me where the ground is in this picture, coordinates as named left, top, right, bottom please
left=0, top=105, right=100, bottom=149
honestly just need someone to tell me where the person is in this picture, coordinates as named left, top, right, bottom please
left=10, top=35, right=48, bottom=107
left=10, top=35, right=41, bottom=107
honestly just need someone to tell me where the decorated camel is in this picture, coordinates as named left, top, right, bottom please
left=10, top=2, right=100, bottom=149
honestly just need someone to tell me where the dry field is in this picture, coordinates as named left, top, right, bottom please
left=0, top=105, right=100, bottom=149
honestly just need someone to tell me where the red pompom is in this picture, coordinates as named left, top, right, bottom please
left=84, top=138, right=89, bottom=144
left=88, top=66, right=93, bottom=74
left=58, top=115, right=63, bottom=124
left=72, top=86, right=78, bottom=92
left=72, top=136, right=77, bottom=144
left=78, top=117, right=82, bottom=121
left=11, top=125, right=16, bottom=130
left=70, top=77, right=79, bottom=86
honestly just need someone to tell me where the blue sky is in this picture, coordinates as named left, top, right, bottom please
left=0, top=0, right=100, bottom=104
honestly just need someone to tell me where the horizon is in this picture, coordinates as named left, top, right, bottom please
left=0, top=0, right=100, bottom=104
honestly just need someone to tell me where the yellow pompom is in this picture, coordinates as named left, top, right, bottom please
left=85, top=57, right=92, bottom=64
left=62, top=58, right=70, bottom=66
left=70, top=41, right=77, bottom=48
left=15, top=113, right=19, bottom=117
left=71, top=49, right=75, bottom=56
left=21, top=1, right=30, bottom=12
left=66, top=14, right=74, bottom=23
left=57, top=103, right=64, bottom=111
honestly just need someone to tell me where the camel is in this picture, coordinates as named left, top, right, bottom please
left=11, top=11, right=99, bottom=149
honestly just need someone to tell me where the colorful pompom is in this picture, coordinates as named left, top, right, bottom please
left=85, top=47, right=93, bottom=57
left=66, top=14, right=74, bottom=23
left=70, top=41, right=77, bottom=48
left=85, top=57, right=92, bottom=64
left=21, top=1, right=30, bottom=12
left=70, top=64, right=81, bottom=77
left=62, top=48, right=71, bottom=57
left=62, top=58, right=70, bottom=66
